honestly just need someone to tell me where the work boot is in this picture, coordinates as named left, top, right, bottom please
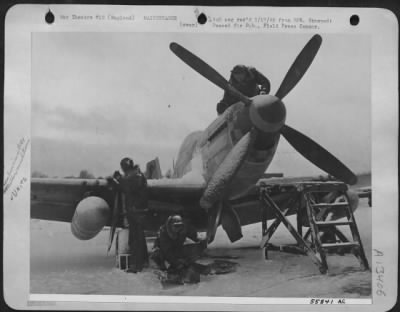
left=123, top=215, right=129, bottom=228
left=183, top=266, right=200, bottom=284
left=126, top=265, right=138, bottom=273
left=320, top=229, right=336, bottom=244
left=151, top=251, right=167, bottom=270
left=320, top=229, right=338, bottom=254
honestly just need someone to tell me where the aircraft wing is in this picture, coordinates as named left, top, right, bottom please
left=257, top=172, right=371, bottom=191
left=31, top=177, right=206, bottom=225
left=31, top=178, right=113, bottom=223
left=229, top=172, right=372, bottom=227
left=31, top=172, right=370, bottom=230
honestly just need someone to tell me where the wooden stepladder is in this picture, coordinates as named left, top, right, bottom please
left=259, top=181, right=370, bottom=274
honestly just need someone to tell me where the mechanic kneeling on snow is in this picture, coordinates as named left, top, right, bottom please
left=151, top=215, right=206, bottom=273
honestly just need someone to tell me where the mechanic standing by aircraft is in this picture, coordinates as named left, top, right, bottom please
left=217, top=65, right=271, bottom=115
left=114, top=157, right=149, bottom=273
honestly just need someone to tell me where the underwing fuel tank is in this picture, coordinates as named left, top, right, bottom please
left=71, top=196, right=110, bottom=240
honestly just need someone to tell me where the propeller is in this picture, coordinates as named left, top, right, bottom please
left=270, top=34, right=356, bottom=184
left=275, top=34, right=322, bottom=100
left=170, top=34, right=357, bottom=241
left=169, top=42, right=252, bottom=106
left=280, top=125, right=357, bottom=185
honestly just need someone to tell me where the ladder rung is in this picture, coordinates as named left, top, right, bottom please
left=315, top=220, right=352, bottom=226
left=322, top=242, right=358, bottom=249
left=310, top=202, right=348, bottom=208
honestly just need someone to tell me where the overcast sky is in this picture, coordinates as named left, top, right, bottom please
left=32, top=32, right=370, bottom=178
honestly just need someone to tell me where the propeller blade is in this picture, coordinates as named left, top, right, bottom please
left=200, top=129, right=256, bottom=210
left=170, top=42, right=252, bottom=106
left=275, top=34, right=322, bottom=100
left=280, top=125, right=358, bottom=185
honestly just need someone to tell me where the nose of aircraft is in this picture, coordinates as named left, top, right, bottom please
left=249, top=94, right=286, bottom=133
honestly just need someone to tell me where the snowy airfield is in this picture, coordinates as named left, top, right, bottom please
left=30, top=200, right=371, bottom=298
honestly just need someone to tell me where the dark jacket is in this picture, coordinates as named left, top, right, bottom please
left=117, top=166, right=149, bottom=271
left=119, top=165, right=148, bottom=212
left=217, top=65, right=270, bottom=115
left=154, top=221, right=199, bottom=267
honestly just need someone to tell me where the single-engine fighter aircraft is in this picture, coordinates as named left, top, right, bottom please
left=31, top=34, right=366, bottom=250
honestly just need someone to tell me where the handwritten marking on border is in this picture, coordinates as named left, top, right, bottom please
left=310, top=298, right=346, bottom=304
left=374, top=249, right=386, bottom=296
left=3, top=137, right=30, bottom=196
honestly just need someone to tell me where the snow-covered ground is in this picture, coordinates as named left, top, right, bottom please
left=30, top=201, right=371, bottom=297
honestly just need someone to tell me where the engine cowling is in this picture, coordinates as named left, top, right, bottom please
left=71, top=196, right=110, bottom=240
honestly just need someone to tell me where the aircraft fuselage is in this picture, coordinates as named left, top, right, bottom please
left=173, top=94, right=286, bottom=201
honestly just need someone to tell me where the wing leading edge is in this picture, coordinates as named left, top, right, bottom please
left=31, top=178, right=206, bottom=224
left=31, top=173, right=369, bottom=230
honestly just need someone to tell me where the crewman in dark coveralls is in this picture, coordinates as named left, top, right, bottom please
left=116, top=157, right=149, bottom=273
left=217, top=65, right=271, bottom=115
left=151, top=215, right=206, bottom=273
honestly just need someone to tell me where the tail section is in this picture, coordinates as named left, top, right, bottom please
left=173, top=131, right=203, bottom=178
left=145, top=157, right=162, bottom=179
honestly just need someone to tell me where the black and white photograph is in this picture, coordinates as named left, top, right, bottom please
left=29, top=30, right=373, bottom=297
left=3, top=5, right=398, bottom=311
